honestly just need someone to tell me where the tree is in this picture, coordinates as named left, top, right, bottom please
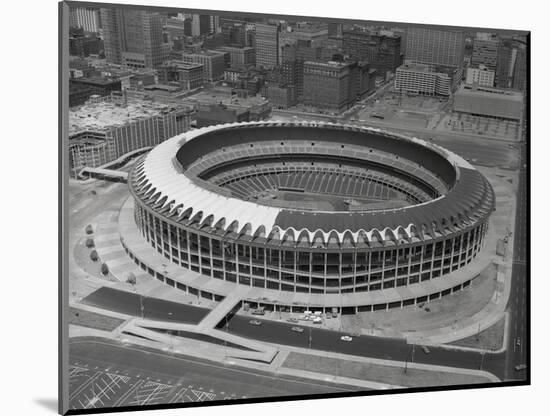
left=85, top=224, right=93, bottom=235
left=90, top=250, right=99, bottom=262
left=101, top=263, right=109, bottom=276
left=85, top=238, right=94, bottom=248
left=126, top=271, right=137, bottom=286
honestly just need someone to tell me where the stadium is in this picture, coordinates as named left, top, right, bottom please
left=125, top=121, right=495, bottom=313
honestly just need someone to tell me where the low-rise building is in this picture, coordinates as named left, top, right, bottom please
left=216, top=46, right=256, bottom=68
left=69, top=76, right=122, bottom=107
left=394, top=61, right=459, bottom=96
left=261, top=83, right=297, bottom=109
left=157, top=61, right=204, bottom=90
left=174, top=50, right=226, bottom=81
left=453, top=85, right=523, bottom=120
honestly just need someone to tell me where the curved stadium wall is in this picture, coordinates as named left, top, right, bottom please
left=126, top=121, right=495, bottom=311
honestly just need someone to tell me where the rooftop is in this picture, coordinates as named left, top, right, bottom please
left=456, top=85, right=524, bottom=100
left=69, top=98, right=178, bottom=135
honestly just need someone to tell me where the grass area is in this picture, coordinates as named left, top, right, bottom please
left=448, top=316, right=505, bottom=351
left=283, top=352, right=492, bottom=388
left=69, top=307, right=125, bottom=332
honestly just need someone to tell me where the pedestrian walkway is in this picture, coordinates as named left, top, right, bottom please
left=196, top=289, right=248, bottom=331
left=121, top=318, right=278, bottom=363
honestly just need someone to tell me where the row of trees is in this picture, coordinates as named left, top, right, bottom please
left=85, top=224, right=135, bottom=283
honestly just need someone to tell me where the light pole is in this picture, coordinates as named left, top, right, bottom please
left=479, top=351, right=486, bottom=371
left=309, top=325, right=312, bottom=349
left=139, top=295, right=144, bottom=319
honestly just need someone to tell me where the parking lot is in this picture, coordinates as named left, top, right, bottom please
left=68, top=360, right=248, bottom=410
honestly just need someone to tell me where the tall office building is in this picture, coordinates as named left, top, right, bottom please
left=405, top=27, right=465, bottom=67
left=100, top=8, right=167, bottom=69
left=254, top=23, right=280, bottom=69
left=69, top=7, right=101, bottom=33
left=281, top=42, right=335, bottom=99
left=278, top=25, right=328, bottom=65
left=496, top=37, right=515, bottom=89
left=471, top=33, right=499, bottom=71
left=342, top=29, right=402, bottom=75
left=302, top=60, right=368, bottom=111
left=512, top=46, right=527, bottom=91
left=191, top=14, right=211, bottom=36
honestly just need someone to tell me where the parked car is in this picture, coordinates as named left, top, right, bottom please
left=286, top=317, right=299, bottom=323
left=291, top=327, right=304, bottom=333
left=340, top=335, right=353, bottom=342
left=422, top=346, right=431, bottom=354
left=516, top=338, right=521, bottom=346
left=249, top=320, right=262, bottom=326
left=514, top=364, right=527, bottom=371
left=312, top=317, right=323, bottom=324
left=251, top=309, right=265, bottom=316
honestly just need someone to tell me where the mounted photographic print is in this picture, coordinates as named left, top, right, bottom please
left=59, top=1, right=530, bottom=414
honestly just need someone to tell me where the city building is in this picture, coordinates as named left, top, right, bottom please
left=157, top=61, right=204, bottom=90
left=177, top=50, right=226, bottom=81
left=69, top=76, right=121, bottom=107
left=471, top=33, right=499, bottom=71
left=342, top=28, right=402, bottom=76
left=221, top=22, right=247, bottom=47
left=100, top=8, right=168, bottom=69
left=281, top=42, right=336, bottom=99
left=394, top=61, right=459, bottom=96
left=255, top=23, right=280, bottom=69
left=195, top=103, right=250, bottom=127
left=261, top=83, right=297, bottom=109
left=191, top=14, right=211, bottom=36
left=126, top=122, right=494, bottom=312
left=453, top=85, right=523, bottom=120
left=496, top=37, right=515, bottom=88
left=512, top=46, right=527, bottom=91
left=217, top=46, right=256, bottom=68
left=405, top=27, right=465, bottom=68
left=302, top=60, right=369, bottom=112
left=278, top=25, right=329, bottom=65
left=69, top=28, right=101, bottom=57
left=69, top=95, right=192, bottom=176
left=165, top=16, right=192, bottom=41
left=69, top=6, right=101, bottom=33
left=465, top=65, right=495, bottom=87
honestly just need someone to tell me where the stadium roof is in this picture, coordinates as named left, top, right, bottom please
left=130, top=121, right=494, bottom=245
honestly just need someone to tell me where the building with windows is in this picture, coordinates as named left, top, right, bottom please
left=405, top=27, right=465, bottom=68
left=216, top=46, right=256, bottom=68
left=453, top=85, right=523, bottom=120
left=342, top=28, right=402, bottom=76
left=465, top=65, right=495, bottom=87
left=157, top=61, right=204, bottom=90
left=302, top=60, right=369, bottom=112
left=125, top=122, right=494, bottom=313
left=178, top=50, right=226, bottom=81
left=394, top=61, right=459, bottom=96
left=69, top=6, right=101, bottom=33
left=69, top=96, right=192, bottom=176
left=471, top=33, right=499, bottom=71
left=100, top=8, right=168, bottom=69
left=69, top=76, right=121, bottom=107
left=255, top=23, right=280, bottom=68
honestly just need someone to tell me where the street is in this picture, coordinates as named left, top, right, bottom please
left=80, top=286, right=507, bottom=380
